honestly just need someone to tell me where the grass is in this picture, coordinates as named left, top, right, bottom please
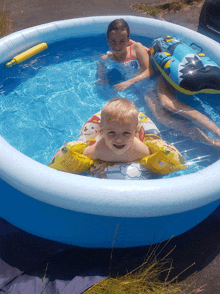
left=131, top=0, right=205, bottom=17
left=83, top=261, right=193, bottom=293
left=82, top=238, right=198, bottom=294
left=40, top=263, right=49, bottom=294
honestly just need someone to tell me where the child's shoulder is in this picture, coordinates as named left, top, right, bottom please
left=134, top=137, right=151, bottom=158
left=132, top=41, right=149, bottom=51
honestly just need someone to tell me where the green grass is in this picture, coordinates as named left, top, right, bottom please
left=131, top=0, right=205, bottom=17
left=83, top=260, right=192, bottom=293
left=83, top=239, right=198, bottom=294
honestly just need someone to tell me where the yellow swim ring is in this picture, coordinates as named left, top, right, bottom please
left=49, top=111, right=187, bottom=178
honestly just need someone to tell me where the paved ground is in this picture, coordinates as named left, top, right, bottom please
left=1, top=0, right=220, bottom=293
left=2, top=0, right=203, bottom=34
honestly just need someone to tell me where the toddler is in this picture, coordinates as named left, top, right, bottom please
left=83, top=98, right=151, bottom=162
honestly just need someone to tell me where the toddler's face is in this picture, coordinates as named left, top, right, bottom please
left=107, top=30, right=129, bottom=57
left=101, top=116, right=137, bottom=155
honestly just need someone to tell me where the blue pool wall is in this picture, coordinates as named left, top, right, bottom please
left=1, top=177, right=220, bottom=248
left=0, top=16, right=220, bottom=248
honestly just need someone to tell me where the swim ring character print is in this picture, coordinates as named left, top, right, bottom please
left=78, top=115, right=101, bottom=142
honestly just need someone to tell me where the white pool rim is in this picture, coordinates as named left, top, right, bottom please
left=0, top=15, right=220, bottom=218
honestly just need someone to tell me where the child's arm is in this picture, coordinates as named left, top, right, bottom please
left=113, top=42, right=154, bottom=91
left=82, top=133, right=103, bottom=159
left=82, top=142, right=97, bottom=159
left=95, top=54, right=109, bottom=85
left=135, top=137, right=151, bottom=158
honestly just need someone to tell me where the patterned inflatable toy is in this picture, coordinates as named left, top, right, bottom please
left=149, top=36, right=220, bottom=95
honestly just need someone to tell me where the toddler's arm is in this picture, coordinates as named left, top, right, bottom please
left=135, top=137, right=151, bottom=159
left=82, top=133, right=103, bottom=159
left=83, top=143, right=97, bottom=159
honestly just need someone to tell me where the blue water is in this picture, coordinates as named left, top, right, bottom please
left=0, top=34, right=219, bottom=178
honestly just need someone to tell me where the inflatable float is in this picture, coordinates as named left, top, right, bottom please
left=149, top=36, right=220, bottom=95
left=48, top=111, right=187, bottom=178
left=0, top=16, right=220, bottom=248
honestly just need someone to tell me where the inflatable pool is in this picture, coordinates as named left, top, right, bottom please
left=0, top=16, right=220, bottom=248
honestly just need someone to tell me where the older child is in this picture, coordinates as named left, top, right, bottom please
left=83, top=98, right=151, bottom=162
left=96, top=18, right=154, bottom=91
left=97, top=18, right=220, bottom=148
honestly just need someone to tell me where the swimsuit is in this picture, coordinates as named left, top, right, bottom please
left=99, top=43, right=156, bottom=97
left=104, top=46, right=140, bottom=82
left=123, top=44, right=137, bottom=62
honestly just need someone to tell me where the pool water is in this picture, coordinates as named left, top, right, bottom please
left=0, top=34, right=219, bottom=179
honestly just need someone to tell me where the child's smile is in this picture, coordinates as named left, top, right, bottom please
left=101, top=118, right=137, bottom=155
left=113, top=144, right=125, bottom=149
left=107, top=30, right=129, bottom=60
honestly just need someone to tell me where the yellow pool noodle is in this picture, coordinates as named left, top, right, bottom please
left=6, top=42, right=48, bottom=67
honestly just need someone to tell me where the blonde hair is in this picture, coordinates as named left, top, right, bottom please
left=101, top=97, right=139, bottom=126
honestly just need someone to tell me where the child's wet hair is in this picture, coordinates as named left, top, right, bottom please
left=101, top=97, right=138, bottom=126
left=107, top=19, right=130, bottom=39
